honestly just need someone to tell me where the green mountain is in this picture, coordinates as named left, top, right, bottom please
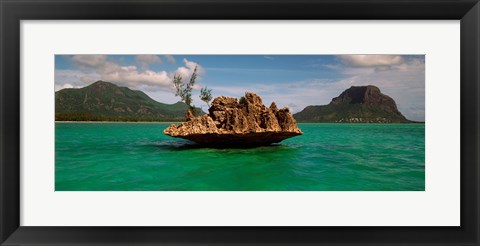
left=55, top=80, right=203, bottom=121
left=293, top=85, right=412, bottom=123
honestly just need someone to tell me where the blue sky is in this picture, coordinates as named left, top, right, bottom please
left=55, top=54, right=425, bottom=121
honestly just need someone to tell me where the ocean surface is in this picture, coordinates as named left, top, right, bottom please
left=55, top=123, right=425, bottom=191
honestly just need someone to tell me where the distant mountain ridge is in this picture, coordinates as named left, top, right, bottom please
left=55, top=81, right=202, bottom=121
left=293, top=85, right=412, bottom=123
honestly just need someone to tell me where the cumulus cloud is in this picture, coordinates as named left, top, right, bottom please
left=337, top=55, right=405, bottom=67
left=136, top=55, right=162, bottom=70
left=136, top=55, right=162, bottom=64
left=55, top=55, right=204, bottom=94
left=209, top=56, right=425, bottom=121
left=71, top=55, right=118, bottom=74
left=168, top=59, right=205, bottom=90
left=164, top=55, right=176, bottom=64
left=54, top=83, right=75, bottom=91
left=55, top=69, right=99, bottom=88
left=71, top=55, right=107, bottom=67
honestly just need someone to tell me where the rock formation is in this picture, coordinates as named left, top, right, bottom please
left=293, top=85, right=412, bottom=123
left=163, top=92, right=303, bottom=146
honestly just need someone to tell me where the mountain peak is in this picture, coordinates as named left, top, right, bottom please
left=55, top=81, right=204, bottom=121
left=293, top=85, right=411, bottom=123
left=330, top=85, right=385, bottom=105
left=87, top=80, right=117, bottom=88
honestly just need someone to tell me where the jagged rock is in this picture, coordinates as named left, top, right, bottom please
left=163, top=92, right=303, bottom=146
left=293, top=85, right=412, bottom=123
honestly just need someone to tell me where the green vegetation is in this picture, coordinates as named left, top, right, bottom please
left=199, top=87, right=213, bottom=107
left=172, top=65, right=214, bottom=114
left=293, top=104, right=411, bottom=123
left=293, top=85, right=412, bottom=123
left=173, top=66, right=198, bottom=112
left=55, top=80, right=203, bottom=122
left=55, top=112, right=184, bottom=122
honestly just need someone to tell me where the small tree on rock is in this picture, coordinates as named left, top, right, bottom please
left=199, top=86, right=213, bottom=108
left=173, top=65, right=198, bottom=113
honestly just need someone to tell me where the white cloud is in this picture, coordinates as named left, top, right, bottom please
left=208, top=81, right=337, bottom=113
left=70, top=55, right=119, bottom=74
left=136, top=55, right=162, bottom=70
left=71, top=55, right=107, bottom=67
left=337, top=55, right=404, bottom=67
left=164, top=55, right=176, bottom=64
left=136, top=55, right=162, bottom=63
left=54, top=69, right=99, bottom=91
left=206, top=57, right=424, bottom=121
left=80, top=75, right=100, bottom=84
left=212, top=55, right=424, bottom=120
left=170, top=58, right=205, bottom=85
left=56, top=55, right=204, bottom=94
left=54, top=83, right=75, bottom=91
left=325, top=56, right=425, bottom=121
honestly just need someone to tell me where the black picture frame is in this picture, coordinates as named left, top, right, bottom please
left=1, top=0, right=479, bottom=245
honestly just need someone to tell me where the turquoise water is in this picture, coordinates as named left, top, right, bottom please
left=55, top=123, right=425, bottom=191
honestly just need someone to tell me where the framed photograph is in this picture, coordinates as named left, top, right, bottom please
left=1, top=0, right=479, bottom=245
